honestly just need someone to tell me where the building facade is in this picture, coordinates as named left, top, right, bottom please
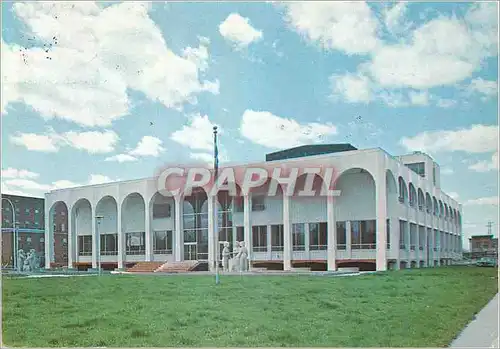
left=43, top=146, right=463, bottom=271
left=1, top=194, right=45, bottom=266
left=468, top=235, right=498, bottom=259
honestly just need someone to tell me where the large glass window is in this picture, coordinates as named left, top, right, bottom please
left=406, top=162, right=425, bottom=177
left=152, top=203, right=171, bottom=219
left=351, top=220, right=376, bottom=249
left=292, top=223, right=305, bottom=251
left=251, top=196, right=265, bottom=211
left=236, top=226, right=244, bottom=243
left=271, top=224, right=283, bottom=251
left=336, top=221, right=346, bottom=250
left=100, top=234, right=118, bottom=255
left=126, top=232, right=145, bottom=255
left=399, top=220, right=406, bottom=249
left=153, top=230, right=172, bottom=254
left=183, top=189, right=208, bottom=260
left=309, top=222, right=327, bottom=250
left=252, top=225, right=267, bottom=252
left=78, top=235, right=92, bottom=256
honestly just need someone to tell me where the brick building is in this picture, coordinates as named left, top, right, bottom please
left=1, top=194, right=68, bottom=268
left=468, top=234, right=498, bottom=259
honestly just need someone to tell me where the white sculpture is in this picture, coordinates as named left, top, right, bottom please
left=221, top=242, right=231, bottom=272
left=23, top=256, right=31, bottom=272
left=17, top=249, right=26, bottom=272
left=229, top=241, right=241, bottom=272
left=239, top=241, right=249, bottom=272
left=28, top=249, right=38, bottom=271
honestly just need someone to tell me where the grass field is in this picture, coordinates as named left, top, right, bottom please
left=2, top=266, right=498, bottom=347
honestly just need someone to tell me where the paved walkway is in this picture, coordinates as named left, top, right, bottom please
left=450, top=293, right=499, bottom=348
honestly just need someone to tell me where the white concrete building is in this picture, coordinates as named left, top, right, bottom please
left=44, top=145, right=463, bottom=272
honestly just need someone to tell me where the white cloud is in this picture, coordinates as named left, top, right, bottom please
left=468, top=152, right=499, bottom=172
left=10, top=129, right=119, bottom=154
left=219, top=13, right=263, bottom=49
left=2, top=2, right=218, bottom=126
left=1, top=169, right=120, bottom=197
left=282, top=2, right=379, bottom=55
left=1, top=168, right=39, bottom=179
left=129, top=136, right=165, bottom=157
left=383, top=2, right=412, bottom=36
left=400, top=124, right=499, bottom=154
left=240, top=109, right=337, bottom=149
left=330, top=73, right=373, bottom=103
left=61, top=130, right=119, bottom=154
left=464, top=196, right=499, bottom=206
left=436, top=98, right=457, bottom=109
left=104, top=154, right=137, bottom=163
left=466, top=78, right=498, bottom=99
left=171, top=113, right=219, bottom=151
left=440, top=167, right=454, bottom=175
left=408, top=90, right=429, bottom=106
left=10, top=132, right=60, bottom=152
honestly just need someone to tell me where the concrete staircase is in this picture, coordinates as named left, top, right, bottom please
left=126, top=262, right=164, bottom=273
left=154, top=261, right=200, bottom=273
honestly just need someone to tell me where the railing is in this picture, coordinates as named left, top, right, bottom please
left=418, top=205, right=424, bottom=211
left=351, top=243, right=376, bottom=250
left=153, top=249, right=173, bottom=254
left=126, top=249, right=145, bottom=255
left=79, top=251, right=92, bottom=256
left=336, top=244, right=346, bottom=250
left=309, top=244, right=327, bottom=251
left=101, top=251, right=118, bottom=256
left=293, top=245, right=306, bottom=251
left=271, top=245, right=284, bottom=252
left=400, top=243, right=406, bottom=249
left=398, top=197, right=405, bottom=204
left=410, top=245, right=415, bottom=251
left=252, top=246, right=267, bottom=252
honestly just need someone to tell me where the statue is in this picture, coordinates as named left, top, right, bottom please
left=17, top=249, right=26, bottom=272
left=28, top=249, right=38, bottom=271
left=23, top=254, right=31, bottom=272
left=230, top=241, right=241, bottom=272
left=239, top=241, right=249, bottom=272
left=221, top=242, right=231, bottom=272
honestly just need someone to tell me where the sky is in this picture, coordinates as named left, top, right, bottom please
left=1, top=1, right=498, bottom=244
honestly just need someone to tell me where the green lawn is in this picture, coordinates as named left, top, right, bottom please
left=2, top=267, right=498, bottom=347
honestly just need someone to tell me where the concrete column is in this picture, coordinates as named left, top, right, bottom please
left=415, top=225, right=420, bottom=268
left=390, top=218, right=400, bottom=270
left=405, top=221, right=411, bottom=267
left=327, top=195, right=337, bottom=271
left=44, top=201, right=53, bottom=269
left=145, top=207, right=151, bottom=262
left=117, top=202, right=124, bottom=269
left=283, top=194, right=292, bottom=271
left=436, top=230, right=441, bottom=266
left=346, top=220, right=352, bottom=259
left=91, top=206, right=97, bottom=269
left=207, top=195, right=215, bottom=272
left=67, top=206, right=74, bottom=269
left=267, top=225, right=272, bottom=260
left=243, top=195, right=252, bottom=268
left=174, top=196, right=183, bottom=262
left=305, top=222, right=310, bottom=260
left=376, top=169, right=387, bottom=271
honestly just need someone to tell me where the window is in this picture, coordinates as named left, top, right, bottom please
left=153, top=230, right=172, bottom=254
left=336, top=221, right=346, bottom=250
left=233, top=197, right=244, bottom=212
left=126, top=232, right=145, bottom=255
left=398, top=178, right=406, bottom=203
left=100, top=234, right=117, bottom=255
left=399, top=220, right=406, bottom=249
left=78, top=235, right=92, bottom=256
left=271, top=224, right=283, bottom=251
left=309, top=222, right=327, bottom=250
left=152, top=203, right=171, bottom=219
left=252, top=225, right=267, bottom=252
left=236, top=226, right=244, bottom=242
left=351, top=220, right=376, bottom=249
left=292, top=223, right=305, bottom=251
left=27, top=237, right=32, bottom=243
left=25, top=208, right=30, bottom=214
left=61, top=223, right=65, bottom=232
left=406, top=162, right=425, bottom=177
left=409, top=186, right=416, bottom=207
left=386, top=219, right=390, bottom=249
left=251, top=196, right=265, bottom=211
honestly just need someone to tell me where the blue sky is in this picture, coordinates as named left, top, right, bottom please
left=1, top=1, right=498, bottom=242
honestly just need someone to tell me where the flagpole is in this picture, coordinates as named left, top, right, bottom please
left=213, top=126, right=220, bottom=285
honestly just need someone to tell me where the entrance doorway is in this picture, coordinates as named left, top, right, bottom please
left=184, top=242, right=197, bottom=261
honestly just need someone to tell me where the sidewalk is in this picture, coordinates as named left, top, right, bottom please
left=450, top=293, right=499, bottom=348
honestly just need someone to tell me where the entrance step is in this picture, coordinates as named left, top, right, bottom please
left=126, top=262, right=164, bottom=273
left=154, top=261, right=200, bottom=273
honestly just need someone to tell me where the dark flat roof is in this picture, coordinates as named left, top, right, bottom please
left=469, top=235, right=495, bottom=239
left=266, top=144, right=358, bottom=162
